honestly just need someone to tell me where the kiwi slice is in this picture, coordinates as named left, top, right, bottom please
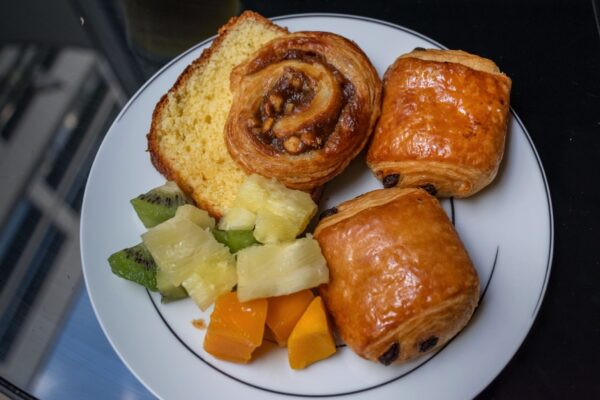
left=156, top=269, right=189, bottom=303
left=108, top=243, right=158, bottom=291
left=109, top=243, right=189, bottom=302
left=159, top=285, right=189, bottom=304
left=131, top=181, right=190, bottom=228
left=212, top=229, right=258, bottom=253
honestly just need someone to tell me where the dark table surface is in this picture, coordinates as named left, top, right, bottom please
left=253, top=1, right=600, bottom=398
left=1, top=0, right=599, bottom=398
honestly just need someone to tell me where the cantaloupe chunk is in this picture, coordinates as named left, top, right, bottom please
left=203, top=292, right=268, bottom=363
left=287, top=296, right=336, bottom=369
left=266, top=289, right=314, bottom=346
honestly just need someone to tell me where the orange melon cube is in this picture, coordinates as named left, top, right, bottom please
left=288, top=296, right=336, bottom=369
left=266, top=289, right=314, bottom=346
left=203, top=292, right=268, bottom=363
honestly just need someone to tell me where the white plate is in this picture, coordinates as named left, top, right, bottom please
left=81, top=13, right=553, bottom=400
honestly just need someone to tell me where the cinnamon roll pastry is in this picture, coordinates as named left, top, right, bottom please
left=225, top=32, right=382, bottom=191
left=367, top=49, right=512, bottom=197
left=314, top=188, right=480, bottom=364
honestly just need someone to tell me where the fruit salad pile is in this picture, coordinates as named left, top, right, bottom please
left=108, top=174, right=336, bottom=368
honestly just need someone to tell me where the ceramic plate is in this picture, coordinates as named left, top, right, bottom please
left=81, top=14, right=553, bottom=400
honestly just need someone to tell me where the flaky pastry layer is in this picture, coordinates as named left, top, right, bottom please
left=315, top=188, right=480, bottom=364
left=367, top=49, right=512, bottom=198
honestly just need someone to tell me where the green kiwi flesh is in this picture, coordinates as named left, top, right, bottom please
left=159, top=283, right=188, bottom=304
left=211, top=229, right=258, bottom=253
left=108, top=243, right=189, bottom=302
left=108, top=243, right=158, bottom=291
left=131, top=181, right=190, bottom=228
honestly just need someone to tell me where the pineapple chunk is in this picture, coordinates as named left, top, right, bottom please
left=142, top=218, right=221, bottom=285
left=253, top=210, right=299, bottom=245
left=236, top=237, right=329, bottom=302
left=234, top=174, right=271, bottom=209
left=182, top=260, right=237, bottom=311
left=175, top=204, right=215, bottom=229
left=218, top=207, right=256, bottom=231
left=142, top=216, right=236, bottom=310
left=232, top=174, right=317, bottom=244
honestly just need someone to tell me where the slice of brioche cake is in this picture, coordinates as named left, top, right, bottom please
left=148, top=11, right=287, bottom=217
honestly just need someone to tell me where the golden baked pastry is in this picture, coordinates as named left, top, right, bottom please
left=314, top=188, right=480, bottom=365
left=367, top=49, right=512, bottom=197
left=148, top=12, right=288, bottom=218
left=225, top=31, right=382, bottom=191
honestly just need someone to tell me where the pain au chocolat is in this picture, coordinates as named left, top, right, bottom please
left=314, top=188, right=480, bottom=365
left=225, top=31, right=382, bottom=192
left=367, top=49, right=512, bottom=197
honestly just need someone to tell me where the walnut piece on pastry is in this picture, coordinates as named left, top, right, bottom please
left=314, top=188, right=480, bottom=365
left=367, top=49, right=512, bottom=198
left=225, top=31, right=382, bottom=191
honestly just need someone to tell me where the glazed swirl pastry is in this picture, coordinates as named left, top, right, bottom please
left=225, top=32, right=382, bottom=191
left=367, top=49, right=512, bottom=197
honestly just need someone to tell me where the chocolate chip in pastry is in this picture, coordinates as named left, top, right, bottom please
left=225, top=31, right=382, bottom=191
left=367, top=49, right=512, bottom=197
left=314, top=188, right=480, bottom=364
